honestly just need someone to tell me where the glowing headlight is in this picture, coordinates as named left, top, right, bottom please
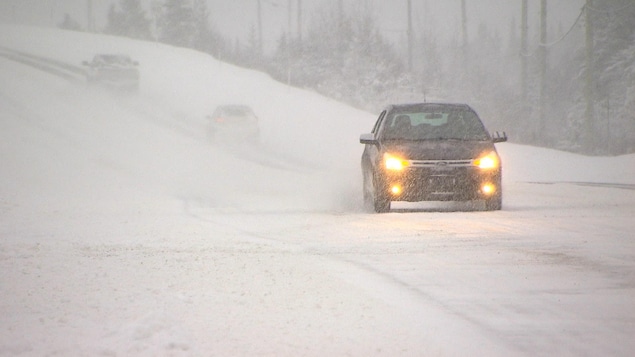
left=473, top=151, right=500, bottom=169
left=384, top=153, right=409, bottom=171
left=481, top=183, right=496, bottom=194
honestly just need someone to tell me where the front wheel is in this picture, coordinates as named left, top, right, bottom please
left=207, top=129, right=216, bottom=144
left=484, top=194, right=502, bottom=211
left=371, top=174, right=390, bottom=213
left=362, top=169, right=390, bottom=213
left=373, top=193, right=391, bottom=213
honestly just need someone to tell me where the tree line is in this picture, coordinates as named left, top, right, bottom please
left=59, top=0, right=634, bottom=155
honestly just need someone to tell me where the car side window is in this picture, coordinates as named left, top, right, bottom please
left=371, top=110, right=386, bottom=134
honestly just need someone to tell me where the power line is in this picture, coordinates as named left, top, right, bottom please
left=519, top=5, right=585, bottom=57
left=518, top=0, right=633, bottom=58
left=538, top=5, right=585, bottom=48
left=586, top=1, right=635, bottom=14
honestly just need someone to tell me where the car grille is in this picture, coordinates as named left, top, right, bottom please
left=407, top=159, right=473, bottom=168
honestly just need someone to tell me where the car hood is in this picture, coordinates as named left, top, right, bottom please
left=381, top=140, right=495, bottom=160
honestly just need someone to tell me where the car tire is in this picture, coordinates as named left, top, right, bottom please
left=248, top=132, right=260, bottom=146
left=363, top=183, right=373, bottom=212
left=362, top=169, right=390, bottom=213
left=374, top=194, right=391, bottom=213
left=362, top=176, right=377, bottom=212
left=484, top=194, right=502, bottom=211
left=207, top=129, right=216, bottom=144
left=372, top=174, right=391, bottom=213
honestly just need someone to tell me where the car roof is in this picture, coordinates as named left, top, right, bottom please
left=94, top=54, right=133, bottom=61
left=217, top=104, right=252, bottom=109
left=385, top=102, right=474, bottom=112
left=96, top=53, right=130, bottom=58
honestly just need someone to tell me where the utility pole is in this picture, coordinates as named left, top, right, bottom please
left=288, top=0, right=292, bottom=37
left=337, top=0, right=344, bottom=34
left=297, top=0, right=302, bottom=43
left=337, top=0, right=345, bottom=56
left=86, top=0, right=94, bottom=32
left=338, top=0, right=344, bottom=37
left=461, top=0, right=468, bottom=68
left=585, top=0, right=595, bottom=151
left=50, top=0, right=56, bottom=26
left=539, top=0, right=547, bottom=139
left=407, top=0, right=413, bottom=71
left=257, top=0, right=263, bottom=55
left=521, top=0, right=528, bottom=103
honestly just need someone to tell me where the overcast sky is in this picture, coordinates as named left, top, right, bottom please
left=0, top=0, right=585, bottom=53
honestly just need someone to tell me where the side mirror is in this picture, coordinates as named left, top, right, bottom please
left=492, top=131, right=507, bottom=143
left=360, top=133, right=378, bottom=145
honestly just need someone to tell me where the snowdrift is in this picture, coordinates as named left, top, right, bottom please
left=1, top=24, right=635, bottom=357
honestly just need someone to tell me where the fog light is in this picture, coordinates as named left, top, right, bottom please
left=390, top=185, right=402, bottom=195
left=482, top=184, right=495, bottom=195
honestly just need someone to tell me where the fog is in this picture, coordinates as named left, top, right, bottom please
left=8, top=1, right=627, bottom=156
left=1, top=10, right=635, bottom=356
left=1, top=1, right=585, bottom=51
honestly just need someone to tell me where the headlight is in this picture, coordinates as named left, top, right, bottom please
left=473, top=151, right=500, bottom=169
left=384, top=153, right=409, bottom=171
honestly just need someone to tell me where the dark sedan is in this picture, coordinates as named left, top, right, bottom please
left=360, top=103, right=507, bottom=212
left=206, top=105, right=260, bottom=145
left=82, top=54, right=140, bottom=92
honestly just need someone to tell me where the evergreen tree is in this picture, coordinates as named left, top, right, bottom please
left=522, top=0, right=635, bottom=154
left=269, top=3, right=403, bottom=110
left=104, top=0, right=151, bottom=40
left=158, top=0, right=194, bottom=47
left=191, top=0, right=224, bottom=56
left=58, top=13, right=83, bottom=31
left=105, top=4, right=125, bottom=35
left=587, top=0, right=635, bottom=153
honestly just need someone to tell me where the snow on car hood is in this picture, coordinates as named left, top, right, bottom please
left=382, top=140, right=496, bottom=161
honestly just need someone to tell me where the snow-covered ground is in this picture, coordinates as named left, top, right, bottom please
left=1, top=25, right=634, bottom=356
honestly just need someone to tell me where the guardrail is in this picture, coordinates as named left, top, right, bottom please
left=0, top=46, right=86, bottom=82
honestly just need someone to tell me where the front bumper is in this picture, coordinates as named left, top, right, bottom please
left=379, top=162, right=501, bottom=202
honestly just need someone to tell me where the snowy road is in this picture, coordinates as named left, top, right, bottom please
left=1, top=26, right=634, bottom=356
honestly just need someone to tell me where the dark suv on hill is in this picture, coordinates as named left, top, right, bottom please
left=360, top=103, right=507, bottom=212
left=82, top=54, right=140, bottom=91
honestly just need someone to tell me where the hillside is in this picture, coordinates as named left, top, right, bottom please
left=1, top=25, right=634, bottom=356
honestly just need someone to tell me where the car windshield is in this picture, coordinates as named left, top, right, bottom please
left=221, top=106, right=253, bottom=117
left=95, top=55, right=131, bottom=65
left=382, top=107, right=490, bottom=141
left=212, top=106, right=257, bottom=125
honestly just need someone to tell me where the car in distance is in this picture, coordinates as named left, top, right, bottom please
left=206, top=105, right=260, bottom=145
left=82, top=54, right=140, bottom=91
left=360, top=103, right=507, bottom=212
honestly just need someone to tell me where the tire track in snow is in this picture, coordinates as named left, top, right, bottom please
left=0, top=46, right=85, bottom=82
left=527, top=181, right=635, bottom=190
left=179, top=201, right=527, bottom=354
left=0, top=47, right=323, bottom=177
